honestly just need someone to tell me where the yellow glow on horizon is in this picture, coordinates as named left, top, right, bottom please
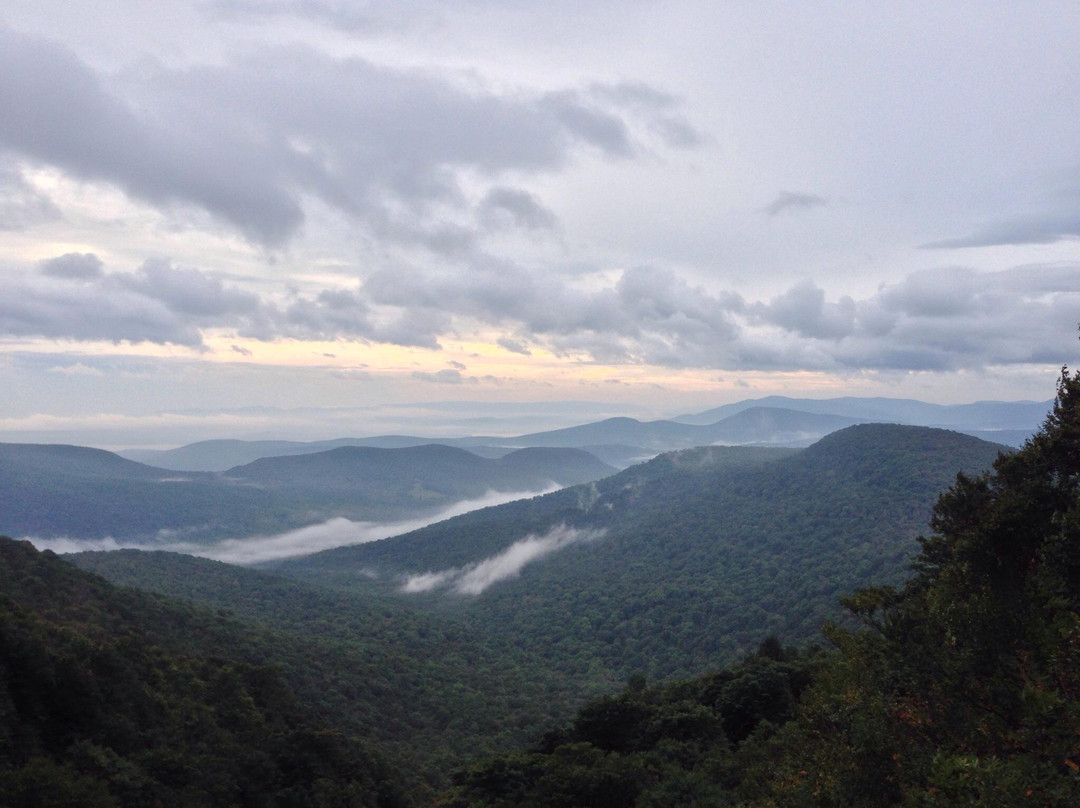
left=8, top=331, right=871, bottom=406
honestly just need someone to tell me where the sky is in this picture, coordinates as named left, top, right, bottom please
left=2, top=1, right=1079, bottom=448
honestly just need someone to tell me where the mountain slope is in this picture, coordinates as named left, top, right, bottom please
left=0, top=537, right=409, bottom=805
left=223, top=444, right=612, bottom=495
left=1, top=442, right=612, bottom=545
left=677, top=394, right=1051, bottom=430
left=0, top=442, right=292, bottom=542
left=451, top=370, right=1080, bottom=808
left=276, top=426, right=1006, bottom=680
left=12, top=537, right=603, bottom=796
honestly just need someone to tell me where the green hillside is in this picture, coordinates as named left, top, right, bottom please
left=439, top=369, right=1080, bottom=807
left=0, top=442, right=612, bottom=544
left=278, top=426, right=1005, bottom=680
left=0, top=538, right=407, bottom=806
left=63, top=546, right=603, bottom=792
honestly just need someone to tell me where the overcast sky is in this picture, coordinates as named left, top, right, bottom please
left=2, top=1, right=1079, bottom=447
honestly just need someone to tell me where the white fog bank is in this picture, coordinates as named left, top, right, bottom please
left=23, top=485, right=562, bottom=565
left=402, top=524, right=606, bottom=596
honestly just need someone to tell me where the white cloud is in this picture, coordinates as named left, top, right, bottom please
left=21, top=485, right=564, bottom=565
left=400, top=524, right=605, bottom=595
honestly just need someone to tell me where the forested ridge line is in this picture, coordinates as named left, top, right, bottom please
left=438, top=368, right=1080, bottom=806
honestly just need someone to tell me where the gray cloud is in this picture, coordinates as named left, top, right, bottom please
left=0, top=26, right=690, bottom=248
left=411, top=368, right=472, bottom=384
left=585, top=81, right=704, bottom=149
left=1, top=257, right=266, bottom=346
left=479, top=187, right=558, bottom=232
left=763, top=191, right=828, bottom=216
left=922, top=214, right=1080, bottom=249
left=4, top=246, right=1076, bottom=376
left=497, top=337, right=532, bottom=355
left=0, top=162, right=61, bottom=230
left=39, top=252, right=104, bottom=280
left=207, top=0, right=387, bottom=32
left=0, top=28, right=304, bottom=245
left=754, top=281, right=855, bottom=339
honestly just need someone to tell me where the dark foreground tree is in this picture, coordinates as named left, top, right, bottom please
left=760, top=367, right=1080, bottom=805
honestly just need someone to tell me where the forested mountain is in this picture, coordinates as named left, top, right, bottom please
left=0, top=442, right=611, bottom=543
left=501, top=407, right=862, bottom=450
left=440, top=369, right=1080, bottom=807
left=223, top=444, right=610, bottom=497
left=275, top=425, right=1005, bottom=680
left=10, top=537, right=610, bottom=801
left=0, top=538, right=410, bottom=805
left=120, top=395, right=1043, bottom=477
left=675, top=394, right=1051, bottom=430
left=7, top=376, right=1075, bottom=804
left=0, top=443, right=285, bottom=542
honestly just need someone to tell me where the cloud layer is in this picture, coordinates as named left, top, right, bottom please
left=22, top=486, right=563, bottom=564
left=0, top=24, right=695, bottom=248
left=401, top=524, right=605, bottom=595
left=2, top=2, right=1079, bottom=425
left=3, top=251, right=1076, bottom=373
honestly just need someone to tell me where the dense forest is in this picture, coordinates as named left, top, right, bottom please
left=0, top=442, right=611, bottom=543
left=275, top=426, right=1003, bottom=679
left=0, top=538, right=410, bottom=806
left=439, top=369, right=1080, bottom=806
left=1, top=371, right=1077, bottom=804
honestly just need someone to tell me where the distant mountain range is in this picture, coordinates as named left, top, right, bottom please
left=674, top=394, right=1051, bottom=430
left=273, top=423, right=1007, bottom=679
left=0, top=442, right=613, bottom=543
left=120, top=395, right=1049, bottom=472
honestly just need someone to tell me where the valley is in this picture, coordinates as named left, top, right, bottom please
left=1, top=389, right=1074, bottom=805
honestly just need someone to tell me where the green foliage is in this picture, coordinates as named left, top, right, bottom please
left=438, top=639, right=822, bottom=808
left=0, top=540, right=407, bottom=806
left=752, top=367, right=1080, bottom=806
left=282, top=428, right=1002, bottom=681
left=0, top=442, right=611, bottom=542
left=435, top=369, right=1080, bottom=806
left=66, top=548, right=606, bottom=794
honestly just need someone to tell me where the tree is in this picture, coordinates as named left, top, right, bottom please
left=763, top=366, right=1080, bottom=806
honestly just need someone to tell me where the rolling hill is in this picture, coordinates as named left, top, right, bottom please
left=676, top=394, right=1051, bottom=431
left=273, top=425, right=1007, bottom=680
left=0, top=442, right=613, bottom=545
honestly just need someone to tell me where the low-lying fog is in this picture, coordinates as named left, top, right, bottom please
left=401, top=524, right=605, bottom=596
left=24, top=485, right=561, bottom=565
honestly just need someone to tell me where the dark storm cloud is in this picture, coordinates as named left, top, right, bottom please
left=762, top=191, right=828, bottom=216
left=0, top=25, right=685, bottom=248
left=38, top=253, right=104, bottom=280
